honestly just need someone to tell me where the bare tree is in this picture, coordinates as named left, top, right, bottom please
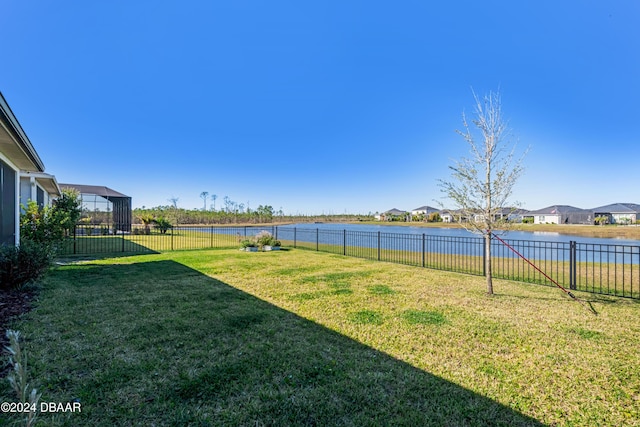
left=210, top=194, right=217, bottom=211
left=439, top=90, right=527, bottom=295
left=200, top=191, right=209, bottom=211
left=223, top=196, right=233, bottom=213
left=167, top=197, right=180, bottom=225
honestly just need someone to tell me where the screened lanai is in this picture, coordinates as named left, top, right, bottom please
left=60, top=184, right=132, bottom=232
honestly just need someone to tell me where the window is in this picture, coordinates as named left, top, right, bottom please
left=37, top=186, right=44, bottom=208
left=0, top=159, right=17, bottom=245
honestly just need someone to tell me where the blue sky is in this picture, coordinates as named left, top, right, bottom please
left=2, top=1, right=638, bottom=214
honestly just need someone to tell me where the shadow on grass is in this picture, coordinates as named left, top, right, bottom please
left=58, top=236, right=160, bottom=257
left=17, top=260, right=545, bottom=426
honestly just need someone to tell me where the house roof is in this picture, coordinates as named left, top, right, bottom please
left=60, top=183, right=130, bottom=199
left=21, top=171, right=61, bottom=198
left=383, top=208, right=407, bottom=215
left=0, top=92, right=45, bottom=171
left=411, top=205, right=439, bottom=212
left=528, top=205, right=591, bottom=215
left=497, top=207, right=529, bottom=215
left=592, top=203, right=640, bottom=214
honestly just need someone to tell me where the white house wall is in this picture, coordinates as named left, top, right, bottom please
left=19, top=176, right=53, bottom=210
left=612, top=213, right=637, bottom=224
left=534, top=215, right=560, bottom=224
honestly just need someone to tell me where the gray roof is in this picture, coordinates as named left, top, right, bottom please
left=411, top=205, right=439, bottom=212
left=0, top=92, right=45, bottom=171
left=592, top=203, right=640, bottom=214
left=527, top=205, right=591, bottom=215
left=383, top=208, right=407, bottom=215
left=60, top=183, right=129, bottom=199
left=496, top=207, right=529, bottom=215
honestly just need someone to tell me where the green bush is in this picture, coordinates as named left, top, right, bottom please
left=427, top=212, right=442, bottom=223
left=254, top=230, right=280, bottom=247
left=0, top=240, right=54, bottom=291
left=153, top=217, right=173, bottom=234
left=240, top=239, right=257, bottom=248
left=5, top=190, right=81, bottom=291
left=239, top=231, right=281, bottom=250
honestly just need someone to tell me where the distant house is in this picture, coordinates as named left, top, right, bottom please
left=379, top=208, right=408, bottom=221
left=411, top=205, right=440, bottom=221
left=449, top=207, right=526, bottom=223
left=439, top=209, right=471, bottom=223
left=592, top=203, right=640, bottom=225
left=495, top=207, right=529, bottom=223
left=528, top=205, right=593, bottom=225
left=1, top=92, right=60, bottom=245
left=411, top=205, right=439, bottom=216
left=440, top=210, right=455, bottom=223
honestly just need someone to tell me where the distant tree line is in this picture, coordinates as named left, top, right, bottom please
left=133, top=203, right=373, bottom=226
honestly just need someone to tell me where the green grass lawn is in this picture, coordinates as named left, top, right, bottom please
left=2, top=248, right=639, bottom=426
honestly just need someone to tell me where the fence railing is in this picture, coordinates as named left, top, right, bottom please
left=60, top=224, right=640, bottom=299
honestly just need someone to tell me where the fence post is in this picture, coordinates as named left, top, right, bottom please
left=569, top=241, right=577, bottom=290
left=275, top=226, right=278, bottom=241
left=210, top=225, right=214, bottom=248
left=121, top=226, right=125, bottom=253
left=422, top=233, right=425, bottom=268
left=171, top=225, right=174, bottom=251
left=377, top=231, right=381, bottom=261
left=343, top=229, right=346, bottom=256
left=316, top=228, right=319, bottom=251
left=294, top=227, right=297, bottom=248
left=73, top=225, right=77, bottom=255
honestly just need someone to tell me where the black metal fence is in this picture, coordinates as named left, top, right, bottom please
left=60, top=224, right=640, bottom=300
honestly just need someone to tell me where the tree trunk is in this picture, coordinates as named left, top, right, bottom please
left=485, top=233, right=493, bottom=295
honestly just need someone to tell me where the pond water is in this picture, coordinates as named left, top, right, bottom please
left=182, top=222, right=639, bottom=264
left=283, top=223, right=640, bottom=246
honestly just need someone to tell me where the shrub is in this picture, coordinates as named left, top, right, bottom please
left=255, top=230, right=274, bottom=247
left=239, top=231, right=280, bottom=250
left=20, top=201, right=65, bottom=246
left=138, top=214, right=155, bottom=234
left=427, top=212, right=442, bottom=223
left=132, top=227, right=149, bottom=235
left=595, top=216, right=609, bottom=226
left=154, top=217, right=173, bottom=234
left=52, top=188, right=82, bottom=236
left=255, top=230, right=281, bottom=247
left=240, top=239, right=257, bottom=248
left=4, top=192, right=81, bottom=291
left=0, top=241, right=54, bottom=291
